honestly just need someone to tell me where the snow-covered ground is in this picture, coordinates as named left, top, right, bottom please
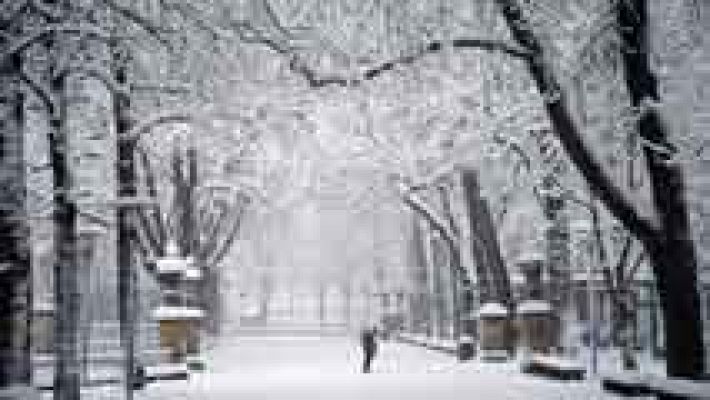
left=134, top=335, right=629, bottom=400
left=573, top=347, right=667, bottom=377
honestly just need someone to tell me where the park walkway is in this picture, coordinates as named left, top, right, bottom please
left=134, top=334, right=626, bottom=400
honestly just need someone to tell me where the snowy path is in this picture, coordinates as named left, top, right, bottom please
left=135, top=336, right=625, bottom=400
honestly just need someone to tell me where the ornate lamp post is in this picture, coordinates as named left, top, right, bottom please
left=571, top=218, right=598, bottom=375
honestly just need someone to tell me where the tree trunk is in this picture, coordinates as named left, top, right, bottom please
left=50, top=72, right=81, bottom=400
left=616, top=0, right=705, bottom=377
left=0, top=52, right=31, bottom=387
left=460, top=168, right=511, bottom=305
left=494, top=0, right=705, bottom=377
left=114, top=44, right=137, bottom=395
left=438, top=185, right=462, bottom=343
left=643, top=223, right=703, bottom=377
left=610, top=290, right=638, bottom=370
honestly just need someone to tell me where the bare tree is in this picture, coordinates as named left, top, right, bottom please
left=492, top=0, right=704, bottom=377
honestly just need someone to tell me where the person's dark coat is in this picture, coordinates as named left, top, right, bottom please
left=361, top=328, right=378, bottom=373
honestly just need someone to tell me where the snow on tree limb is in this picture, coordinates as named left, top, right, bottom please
left=131, top=214, right=155, bottom=260
left=206, top=194, right=250, bottom=268
left=100, top=0, right=172, bottom=47
left=622, top=250, right=646, bottom=288
left=494, top=0, right=660, bottom=242
left=197, top=203, right=229, bottom=263
left=56, top=66, right=132, bottom=99
left=19, top=70, right=54, bottom=111
left=121, top=112, right=193, bottom=144
left=396, top=181, right=455, bottom=244
left=136, top=146, right=169, bottom=254
left=228, top=0, right=531, bottom=88
left=290, top=37, right=531, bottom=88
left=1, top=24, right=114, bottom=64
left=76, top=210, right=113, bottom=227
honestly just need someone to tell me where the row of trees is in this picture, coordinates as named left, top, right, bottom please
left=224, top=0, right=705, bottom=377
left=0, top=1, right=704, bottom=394
left=0, top=1, right=267, bottom=398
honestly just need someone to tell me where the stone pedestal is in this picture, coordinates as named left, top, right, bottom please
left=30, top=302, right=54, bottom=389
left=516, top=300, right=554, bottom=355
left=478, top=302, right=510, bottom=360
left=159, top=320, right=189, bottom=363
left=154, top=308, right=203, bottom=364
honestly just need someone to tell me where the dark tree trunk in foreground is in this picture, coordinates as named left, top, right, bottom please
left=616, top=0, right=704, bottom=377
left=495, top=0, right=705, bottom=377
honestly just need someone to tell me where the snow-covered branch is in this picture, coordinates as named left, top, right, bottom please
left=292, top=37, right=531, bottom=88
left=205, top=194, right=250, bottom=268
left=136, top=146, right=168, bottom=255
left=1, top=24, right=114, bottom=64
left=55, top=66, right=131, bottom=99
left=121, top=112, right=193, bottom=144
left=19, top=70, right=54, bottom=112
left=396, top=181, right=456, bottom=244
left=494, top=0, right=660, bottom=242
left=223, top=0, right=532, bottom=89
left=101, top=0, right=172, bottom=47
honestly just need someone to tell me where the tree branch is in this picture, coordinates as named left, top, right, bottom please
left=438, top=184, right=461, bottom=238
left=622, top=250, right=646, bottom=288
left=493, top=133, right=532, bottom=171
left=19, top=70, right=55, bottom=111
left=121, top=112, right=192, bottom=144
left=101, top=0, right=172, bottom=47
left=494, top=0, right=659, bottom=243
left=130, top=228, right=152, bottom=262
left=54, top=66, right=131, bottom=99
left=136, top=146, right=168, bottom=254
left=187, top=147, right=199, bottom=254
left=196, top=197, right=216, bottom=242
left=288, top=38, right=531, bottom=88
left=590, top=199, right=610, bottom=271
left=76, top=210, right=113, bottom=227
left=1, top=24, right=114, bottom=65
left=206, top=195, right=250, bottom=268
left=237, top=1, right=530, bottom=88
left=260, top=0, right=294, bottom=39
left=397, top=181, right=456, bottom=244
left=197, top=203, right=229, bottom=263
left=171, top=146, right=189, bottom=255
left=158, top=0, right=226, bottom=40
left=132, top=208, right=160, bottom=258
left=613, top=234, right=634, bottom=288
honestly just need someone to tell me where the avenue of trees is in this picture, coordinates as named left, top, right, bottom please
left=0, top=1, right=706, bottom=394
left=224, top=0, right=705, bottom=377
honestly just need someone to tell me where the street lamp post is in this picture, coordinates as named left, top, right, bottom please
left=572, top=218, right=598, bottom=376
left=587, top=231, right=598, bottom=376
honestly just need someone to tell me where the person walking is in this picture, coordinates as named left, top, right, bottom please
left=361, top=326, right=378, bottom=373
